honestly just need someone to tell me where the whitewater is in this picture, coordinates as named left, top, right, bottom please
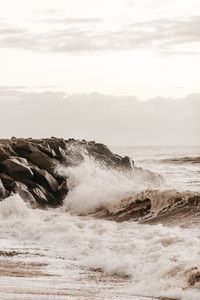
left=0, top=146, right=200, bottom=300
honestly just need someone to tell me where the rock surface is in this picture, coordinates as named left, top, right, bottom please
left=0, top=137, right=136, bottom=207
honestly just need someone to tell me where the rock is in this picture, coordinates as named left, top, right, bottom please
left=0, top=178, right=9, bottom=199
left=0, top=173, right=14, bottom=191
left=121, top=156, right=134, bottom=169
left=31, top=166, right=58, bottom=193
left=15, top=138, right=36, bottom=153
left=43, top=139, right=66, bottom=160
left=28, top=150, right=57, bottom=175
left=31, top=186, right=58, bottom=207
left=0, top=145, right=17, bottom=161
left=13, top=178, right=59, bottom=207
left=38, top=144, right=57, bottom=158
left=57, top=180, right=68, bottom=200
left=3, top=158, right=34, bottom=179
left=14, top=182, right=37, bottom=208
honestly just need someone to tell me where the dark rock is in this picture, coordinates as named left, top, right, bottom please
left=28, top=150, right=57, bottom=175
left=0, top=173, right=14, bottom=191
left=14, top=182, right=37, bottom=208
left=15, top=138, right=36, bottom=153
left=3, top=158, right=34, bottom=179
left=31, top=166, right=58, bottom=193
left=57, top=180, right=68, bottom=200
left=43, top=139, right=67, bottom=160
left=38, top=144, right=57, bottom=158
left=14, top=178, right=59, bottom=207
left=121, top=156, right=134, bottom=169
left=0, top=145, right=17, bottom=161
left=31, top=186, right=58, bottom=207
left=0, top=178, right=9, bottom=199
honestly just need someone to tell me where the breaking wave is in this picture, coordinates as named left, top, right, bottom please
left=56, top=155, right=200, bottom=225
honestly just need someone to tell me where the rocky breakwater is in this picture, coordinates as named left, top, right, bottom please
left=0, top=137, right=139, bottom=208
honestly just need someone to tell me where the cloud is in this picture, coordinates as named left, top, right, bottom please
left=0, top=88, right=199, bottom=145
left=42, top=17, right=103, bottom=25
left=0, top=15, right=199, bottom=54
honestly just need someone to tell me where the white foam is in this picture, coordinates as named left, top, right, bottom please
left=58, top=155, right=159, bottom=214
left=0, top=195, right=200, bottom=299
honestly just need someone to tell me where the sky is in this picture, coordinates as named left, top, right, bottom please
left=0, top=0, right=200, bottom=145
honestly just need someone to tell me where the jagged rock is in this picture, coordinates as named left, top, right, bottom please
left=0, top=173, right=14, bottom=191
left=14, top=181, right=37, bottom=208
left=57, top=180, right=68, bottom=200
left=43, top=139, right=66, bottom=160
left=13, top=178, right=59, bottom=207
left=121, top=156, right=133, bottom=169
left=3, top=158, right=34, bottom=179
left=15, top=138, right=36, bottom=153
left=38, top=144, right=57, bottom=158
left=0, top=178, right=9, bottom=199
left=31, top=186, right=58, bottom=207
left=0, top=145, right=17, bottom=161
left=31, top=166, right=58, bottom=193
left=28, top=150, right=57, bottom=175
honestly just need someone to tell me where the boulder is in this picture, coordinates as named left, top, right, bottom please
left=0, top=145, right=17, bottom=161
left=0, top=178, right=9, bottom=199
left=31, top=186, right=58, bottom=207
left=14, top=182, right=37, bottom=208
left=0, top=173, right=14, bottom=191
left=38, top=144, right=57, bottom=158
left=31, top=166, right=58, bottom=193
left=28, top=150, right=57, bottom=175
left=57, top=180, right=68, bottom=200
left=13, top=178, right=59, bottom=207
left=15, top=138, right=36, bottom=153
left=3, top=158, right=34, bottom=179
left=121, top=156, right=134, bottom=169
left=43, top=139, right=67, bottom=160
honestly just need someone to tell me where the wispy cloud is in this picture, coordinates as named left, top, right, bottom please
left=0, top=15, right=199, bottom=54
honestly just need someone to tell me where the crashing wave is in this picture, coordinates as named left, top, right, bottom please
left=98, top=189, right=200, bottom=224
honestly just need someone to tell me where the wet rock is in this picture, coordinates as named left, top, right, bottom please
left=28, top=150, right=57, bottom=175
left=0, top=178, right=9, bottom=199
left=0, top=173, right=14, bottom=191
left=3, top=158, right=34, bottom=179
left=38, top=144, right=57, bottom=158
left=14, top=181, right=37, bottom=208
left=57, top=180, right=68, bottom=200
left=31, top=166, right=58, bottom=193
left=31, top=186, right=58, bottom=207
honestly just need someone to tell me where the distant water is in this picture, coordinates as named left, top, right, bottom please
left=0, top=146, right=200, bottom=300
left=112, top=146, right=200, bottom=192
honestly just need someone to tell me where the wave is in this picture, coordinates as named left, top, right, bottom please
left=57, top=155, right=162, bottom=215
left=98, top=189, right=200, bottom=225
left=56, top=156, right=200, bottom=225
left=158, top=156, right=200, bottom=164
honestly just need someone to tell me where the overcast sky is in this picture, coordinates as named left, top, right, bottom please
left=0, top=0, right=200, bottom=145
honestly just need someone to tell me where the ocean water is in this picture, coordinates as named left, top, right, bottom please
left=0, top=146, right=200, bottom=300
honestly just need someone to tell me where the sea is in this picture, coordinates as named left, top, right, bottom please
left=0, top=146, right=200, bottom=300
